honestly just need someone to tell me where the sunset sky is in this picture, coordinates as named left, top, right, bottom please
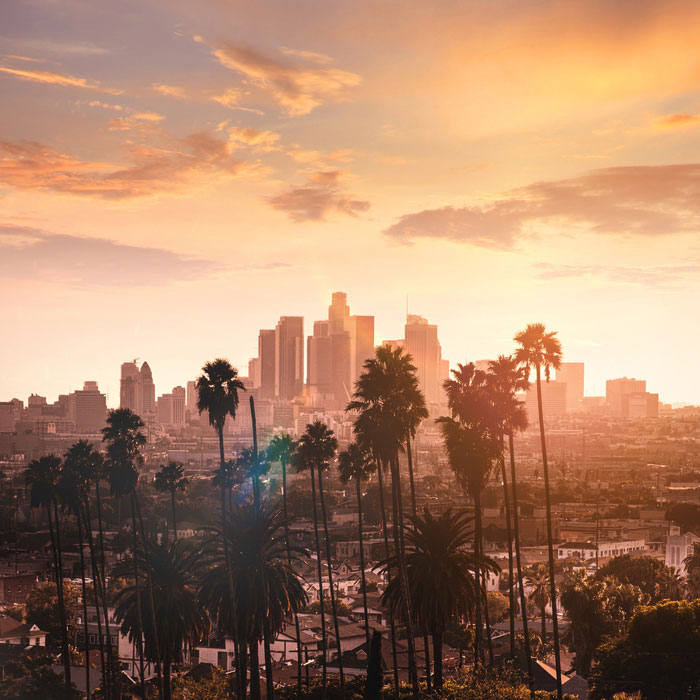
left=2, top=0, right=700, bottom=405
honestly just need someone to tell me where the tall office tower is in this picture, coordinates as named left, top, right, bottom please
left=172, top=386, right=186, bottom=426
left=120, top=361, right=140, bottom=412
left=351, top=315, right=375, bottom=386
left=68, top=381, right=108, bottom=433
left=524, top=381, right=568, bottom=422
left=404, top=314, right=441, bottom=406
left=275, top=316, right=304, bottom=400
left=139, top=362, right=156, bottom=416
left=186, top=380, right=197, bottom=413
left=557, top=362, right=584, bottom=412
left=156, top=386, right=186, bottom=427
left=248, top=358, right=261, bottom=389
left=307, top=320, right=333, bottom=396
left=606, top=377, right=646, bottom=416
left=258, top=329, right=276, bottom=399
left=328, top=291, right=350, bottom=334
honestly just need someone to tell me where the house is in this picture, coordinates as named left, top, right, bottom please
left=0, top=614, right=46, bottom=646
left=0, top=573, right=39, bottom=603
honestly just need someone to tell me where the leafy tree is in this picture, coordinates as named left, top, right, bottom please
left=26, top=581, right=79, bottom=645
left=667, top=502, right=700, bottom=532
left=596, top=555, right=685, bottom=602
left=514, top=322, right=564, bottom=700
left=526, top=563, right=550, bottom=644
left=591, top=600, right=700, bottom=700
left=487, top=591, right=510, bottom=623
left=305, top=598, right=353, bottom=617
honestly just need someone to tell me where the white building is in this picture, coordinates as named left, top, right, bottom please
left=665, top=525, right=700, bottom=576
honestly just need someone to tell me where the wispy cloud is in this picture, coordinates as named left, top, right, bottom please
left=211, top=42, right=361, bottom=116
left=534, top=261, right=700, bottom=286
left=227, top=127, right=280, bottom=152
left=268, top=170, right=370, bottom=222
left=0, top=130, right=267, bottom=199
left=654, top=113, right=700, bottom=129
left=385, top=164, right=700, bottom=247
left=0, top=224, right=221, bottom=287
left=153, top=83, right=187, bottom=99
left=0, top=65, right=122, bottom=94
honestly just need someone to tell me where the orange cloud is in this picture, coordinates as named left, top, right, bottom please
left=385, top=164, right=700, bottom=246
left=153, top=83, right=186, bottom=98
left=212, top=42, right=361, bottom=116
left=654, top=113, right=700, bottom=129
left=0, top=65, right=122, bottom=94
left=268, top=170, right=369, bottom=222
left=227, top=127, right=280, bottom=152
left=0, top=131, right=263, bottom=199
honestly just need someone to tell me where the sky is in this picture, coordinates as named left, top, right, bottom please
left=1, top=0, right=700, bottom=405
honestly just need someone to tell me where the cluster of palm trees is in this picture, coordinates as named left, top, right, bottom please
left=22, top=321, right=564, bottom=700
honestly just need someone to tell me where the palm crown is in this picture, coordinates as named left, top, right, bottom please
left=195, top=359, right=246, bottom=431
left=154, top=461, right=189, bottom=495
left=293, top=421, right=337, bottom=474
left=513, top=323, right=562, bottom=381
left=337, top=442, right=374, bottom=484
left=102, top=408, right=146, bottom=499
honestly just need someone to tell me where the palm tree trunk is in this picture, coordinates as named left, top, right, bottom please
left=282, top=461, right=303, bottom=698
left=250, top=640, right=262, bottom=700
left=250, top=396, right=260, bottom=509
left=406, top=435, right=431, bottom=689
left=130, top=504, right=146, bottom=699
left=170, top=491, right=177, bottom=540
left=499, top=441, right=516, bottom=659
left=376, top=463, right=399, bottom=699
left=508, top=432, right=534, bottom=696
left=472, top=489, right=484, bottom=669
left=163, top=652, right=172, bottom=700
left=134, top=495, right=163, bottom=700
left=541, top=604, right=546, bottom=644
left=355, top=477, right=370, bottom=651
left=77, top=510, right=91, bottom=699
left=309, top=465, right=328, bottom=700
left=49, top=501, right=72, bottom=692
left=535, top=366, right=563, bottom=700
left=432, top=630, right=443, bottom=690
left=482, top=568, right=494, bottom=666
left=263, top=622, right=274, bottom=700
left=389, top=455, right=419, bottom=698
left=317, top=468, right=345, bottom=693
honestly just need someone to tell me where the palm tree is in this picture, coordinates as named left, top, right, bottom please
left=113, top=538, right=210, bottom=700
left=199, top=503, right=307, bottom=700
left=267, top=432, right=303, bottom=695
left=294, top=421, right=342, bottom=698
left=154, top=462, right=190, bottom=540
left=347, top=345, right=427, bottom=697
left=437, top=363, right=500, bottom=668
left=64, top=440, right=116, bottom=700
left=381, top=508, right=499, bottom=689
left=487, top=356, right=535, bottom=687
left=514, top=323, right=563, bottom=700
left=337, top=442, right=374, bottom=650
left=196, top=358, right=245, bottom=697
left=24, top=455, right=72, bottom=693
left=102, top=408, right=158, bottom=698
left=526, top=563, right=550, bottom=644
left=685, top=544, right=700, bottom=598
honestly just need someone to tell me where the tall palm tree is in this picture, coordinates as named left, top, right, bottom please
left=102, top=408, right=159, bottom=699
left=337, top=442, right=374, bottom=650
left=199, top=503, right=307, bottom=700
left=113, top=538, right=210, bottom=700
left=526, top=563, right=550, bottom=644
left=347, top=345, right=427, bottom=697
left=487, top=356, right=535, bottom=686
left=293, top=421, right=342, bottom=698
left=437, top=363, right=500, bottom=668
left=267, top=432, right=303, bottom=696
left=514, top=323, right=563, bottom=700
left=64, top=440, right=116, bottom=700
left=196, top=358, right=245, bottom=698
left=154, top=462, right=190, bottom=540
left=24, top=455, right=72, bottom=693
left=381, top=508, right=499, bottom=689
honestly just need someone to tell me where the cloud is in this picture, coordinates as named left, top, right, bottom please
left=0, top=224, right=221, bottom=287
left=654, top=113, right=700, bottom=129
left=0, top=65, right=122, bottom=94
left=0, top=130, right=265, bottom=199
left=87, top=100, right=123, bottom=111
left=153, top=83, right=186, bottom=99
left=279, top=47, right=333, bottom=65
left=384, top=164, right=700, bottom=247
left=132, top=112, right=165, bottom=123
left=227, top=127, right=280, bottom=152
left=534, top=261, right=700, bottom=286
left=268, top=171, right=369, bottom=222
left=211, top=42, right=361, bottom=116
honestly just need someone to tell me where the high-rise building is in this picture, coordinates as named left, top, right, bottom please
left=524, top=380, right=567, bottom=421
left=275, top=316, right=304, bottom=400
left=307, top=320, right=333, bottom=397
left=557, top=362, right=584, bottom=413
left=120, top=360, right=155, bottom=417
left=157, top=386, right=186, bottom=427
left=186, top=380, right=197, bottom=413
left=404, top=314, right=441, bottom=406
left=258, top=329, right=276, bottom=399
left=67, top=381, right=107, bottom=433
left=351, top=315, right=375, bottom=387
left=139, top=362, right=156, bottom=416
left=606, top=377, right=646, bottom=416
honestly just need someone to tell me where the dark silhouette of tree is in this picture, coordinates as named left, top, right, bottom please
left=113, top=538, right=209, bottom=700
left=338, top=442, right=374, bottom=651
left=24, top=455, right=72, bottom=693
left=364, top=630, right=383, bottom=700
left=154, top=461, right=189, bottom=539
left=595, top=554, right=685, bottom=602
left=294, top=421, right=344, bottom=697
left=381, top=508, right=498, bottom=689
left=525, top=563, right=550, bottom=644
left=514, top=323, right=563, bottom=700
